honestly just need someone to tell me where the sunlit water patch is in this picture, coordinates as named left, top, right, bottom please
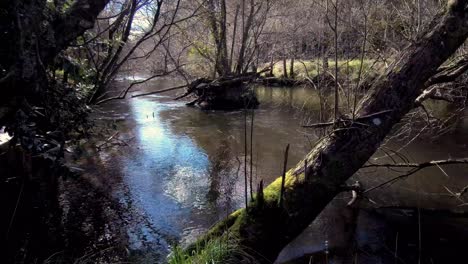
left=119, top=97, right=231, bottom=256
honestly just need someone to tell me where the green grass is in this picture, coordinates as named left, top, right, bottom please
left=267, top=59, right=374, bottom=80
left=168, top=234, right=241, bottom=264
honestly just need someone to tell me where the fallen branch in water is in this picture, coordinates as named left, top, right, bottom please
left=131, top=84, right=188, bottom=98
left=169, top=71, right=267, bottom=108
left=95, top=66, right=184, bottom=105
left=363, top=158, right=468, bottom=169
left=363, top=158, right=468, bottom=194
left=110, top=68, right=271, bottom=110
left=127, top=74, right=256, bottom=101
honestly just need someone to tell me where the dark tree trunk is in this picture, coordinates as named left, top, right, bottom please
left=219, top=0, right=230, bottom=76
left=207, top=0, right=230, bottom=77
left=235, top=0, right=256, bottom=74
left=0, top=0, right=109, bottom=126
left=269, top=57, right=275, bottom=77
left=229, top=4, right=240, bottom=71
left=283, top=56, right=288, bottom=79
left=290, top=57, right=295, bottom=79
left=322, top=52, right=329, bottom=72
left=90, top=0, right=137, bottom=103
left=186, top=2, right=468, bottom=262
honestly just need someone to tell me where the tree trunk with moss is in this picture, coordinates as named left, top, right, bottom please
left=186, top=2, right=468, bottom=262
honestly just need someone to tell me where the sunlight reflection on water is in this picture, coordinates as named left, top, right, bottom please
left=121, top=97, right=214, bottom=250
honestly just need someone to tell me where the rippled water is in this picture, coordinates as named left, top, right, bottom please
left=93, top=78, right=468, bottom=263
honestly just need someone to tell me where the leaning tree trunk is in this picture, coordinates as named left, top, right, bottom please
left=186, top=1, right=468, bottom=262
left=89, top=0, right=138, bottom=103
left=206, top=0, right=230, bottom=77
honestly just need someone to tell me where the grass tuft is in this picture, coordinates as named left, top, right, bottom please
left=168, top=234, right=241, bottom=264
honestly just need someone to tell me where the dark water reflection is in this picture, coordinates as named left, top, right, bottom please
left=94, top=78, right=468, bottom=263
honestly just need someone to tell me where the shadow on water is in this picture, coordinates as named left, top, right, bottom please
left=91, top=78, right=468, bottom=263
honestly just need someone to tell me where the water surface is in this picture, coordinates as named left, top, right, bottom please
left=93, top=78, right=468, bottom=262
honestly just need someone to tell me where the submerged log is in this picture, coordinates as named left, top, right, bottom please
left=184, top=2, right=468, bottom=263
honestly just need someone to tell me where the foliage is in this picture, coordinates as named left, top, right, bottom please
left=168, top=234, right=238, bottom=264
left=6, top=82, right=90, bottom=154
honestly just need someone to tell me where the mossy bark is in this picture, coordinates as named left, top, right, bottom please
left=185, top=2, right=468, bottom=262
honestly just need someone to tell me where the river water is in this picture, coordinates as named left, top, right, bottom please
left=90, top=77, right=468, bottom=263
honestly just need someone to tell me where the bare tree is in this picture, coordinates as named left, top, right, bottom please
left=85, top=0, right=188, bottom=103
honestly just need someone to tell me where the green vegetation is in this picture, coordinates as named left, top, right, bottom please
left=178, top=169, right=306, bottom=262
left=168, top=234, right=244, bottom=264
left=268, top=59, right=374, bottom=80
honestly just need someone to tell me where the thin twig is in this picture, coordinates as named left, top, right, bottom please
left=244, top=105, right=248, bottom=209
left=363, top=158, right=468, bottom=169
left=250, top=108, right=254, bottom=201
left=279, top=144, right=290, bottom=208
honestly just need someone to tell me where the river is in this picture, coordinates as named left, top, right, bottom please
left=88, top=77, right=468, bottom=263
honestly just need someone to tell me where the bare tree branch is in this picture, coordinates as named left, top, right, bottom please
left=363, top=158, right=468, bottom=194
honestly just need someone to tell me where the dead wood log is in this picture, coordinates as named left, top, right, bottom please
left=174, top=73, right=261, bottom=110
left=184, top=2, right=468, bottom=262
left=130, top=69, right=271, bottom=108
